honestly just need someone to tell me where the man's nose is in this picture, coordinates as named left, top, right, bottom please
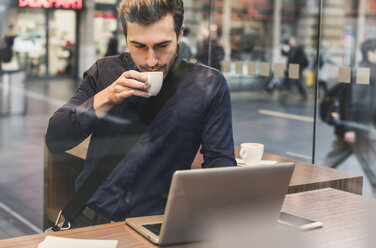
left=146, top=49, right=158, bottom=68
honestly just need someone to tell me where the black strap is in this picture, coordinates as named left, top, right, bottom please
left=53, top=60, right=193, bottom=231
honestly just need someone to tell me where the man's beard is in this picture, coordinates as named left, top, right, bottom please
left=166, top=45, right=179, bottom=72
left=140, top=44, right=179, bottom=77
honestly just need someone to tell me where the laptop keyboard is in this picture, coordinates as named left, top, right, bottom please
left=143, top=223, right=162, bottom=236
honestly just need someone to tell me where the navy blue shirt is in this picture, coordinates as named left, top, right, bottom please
left=46, top=53, right=236, bottom=221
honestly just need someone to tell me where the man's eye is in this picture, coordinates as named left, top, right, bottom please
left=135, top=44, right=145, bottom=49
left=157, top=44, right=168, bottom=48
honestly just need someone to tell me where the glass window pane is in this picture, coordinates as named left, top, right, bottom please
left=316, top=0, right=376, bottom=197
left=209, top=0, right=317, bottom=163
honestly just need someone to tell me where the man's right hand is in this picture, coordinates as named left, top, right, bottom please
left=281, top=44, right=290, bottom=52
left=93, top=70, right=151, bottom=118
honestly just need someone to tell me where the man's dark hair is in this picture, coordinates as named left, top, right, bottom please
left=118, top=0, right=184, bottom=40
left=361, top=39, right=376, bottom=61
left=183, top=27, right=190, bottom=37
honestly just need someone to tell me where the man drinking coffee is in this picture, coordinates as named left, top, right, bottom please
left=46, top=0, right=236, bottom=229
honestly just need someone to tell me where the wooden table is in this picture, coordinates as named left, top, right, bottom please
left=4, top=189, right=375, bottom=248
left=281, top=188, right=376, bottom=248
left=44, top=137, right=363, bottom=229
left=195, top=147, right=363, bottom=195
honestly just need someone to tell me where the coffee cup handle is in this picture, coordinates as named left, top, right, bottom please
left=240, top=148, right=247, bottom=159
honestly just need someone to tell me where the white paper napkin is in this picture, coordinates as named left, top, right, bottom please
left=236, top=158, right=277, bottom=166
left=38, top=236, right=118, bottom=248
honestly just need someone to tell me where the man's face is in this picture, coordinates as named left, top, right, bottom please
left=289, top=37, right=297, bottom=47
left=126, top=14, right=183, bottom=77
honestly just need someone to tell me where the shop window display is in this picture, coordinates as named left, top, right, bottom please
left=13, top=8, right=46, bottom=76
left=94, top=10, right=118, bottom=58
left=48, top=10, right=76, bottom=76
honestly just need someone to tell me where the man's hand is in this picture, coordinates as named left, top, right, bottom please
left=93, top=70, right=151, bottom=118
left=344, top=131, right=356, bottom=144
left=281, top=44, right=290, bottom=52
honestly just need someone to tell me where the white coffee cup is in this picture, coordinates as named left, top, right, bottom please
left=141, top=71, right=164, bottom=96
left=239, top=143, right=264, bottom=165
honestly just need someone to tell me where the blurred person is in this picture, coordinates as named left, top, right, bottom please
left=229, top=26, right=257, bottom=61
left=0, top=35, right=15, bottom=71
left=46, top=0, right=236, bottom=229
left=179, top=27, right=193, bottom=61
left=57, top=40, right=74, bottom=75
left=320, top=39, right=376, bottom=196
left=313, top=41, right=337, bottom=97
left=63, top=40, right=73, bottom=74
left=281, top=37, right=309, bottom=100
left=0, top=38, right=7, bottom=71
left=105, top=31, right=119, bottom=56
left=359, top=39, right=376, bottom=83
left=196, top=26, right=225, bottom=70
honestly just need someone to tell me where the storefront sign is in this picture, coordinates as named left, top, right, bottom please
left=18, top=0, right=83, bottom=10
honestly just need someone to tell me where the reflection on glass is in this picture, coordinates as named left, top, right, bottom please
left=316, top=0, right=376, bottom=197
left=1, top=0, right=376, bottom=243
left=318, top=38, right=376, bottom=197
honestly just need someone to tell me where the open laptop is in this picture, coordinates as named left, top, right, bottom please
left=126, top=162, right=294, bottom=246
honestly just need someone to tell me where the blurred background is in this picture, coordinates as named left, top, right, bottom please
left=1, top=0, right=376, bottom=240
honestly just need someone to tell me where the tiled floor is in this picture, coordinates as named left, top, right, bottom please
left=0, top=76, right=374, bottom=240
left=0, top=208, right=36, bottom=238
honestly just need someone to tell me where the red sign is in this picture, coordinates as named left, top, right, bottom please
left=18, top=0, right=83, bottom=10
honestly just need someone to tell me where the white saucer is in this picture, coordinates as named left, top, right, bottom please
left=236, top=158, right=277, bottom=166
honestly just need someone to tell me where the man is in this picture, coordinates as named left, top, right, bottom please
left=196, top=26, right=225, bottom=70
left=46, top=0, right=236, bottom=228
left=179, top=27, right=193, bottom=61
left=0, top=35, right=14, bottom=71
left=105, top=31, right=118, bottom=57
left=320, top=39, right=376, bottom=196
left=314, top=41, right=337, bottom=97
left=281, top=37, right=309, bottom=100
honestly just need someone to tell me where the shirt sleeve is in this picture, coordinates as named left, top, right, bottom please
left=200, top=73, right=236, bottom=168
left=45, top=63, right=101, bottom=153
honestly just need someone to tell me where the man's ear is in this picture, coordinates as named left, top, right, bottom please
left=178, top=25, right=184, bottom=43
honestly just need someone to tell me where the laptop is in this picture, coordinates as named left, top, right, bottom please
left=126, top=162, right=295, bottom=246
